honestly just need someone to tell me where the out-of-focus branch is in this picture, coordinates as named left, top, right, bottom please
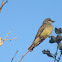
left=11, top=50, right=18, bottom=62
left=58, top=51, right=62, bottom=62
left=54, top=45, right=58, bottom=62
left=3, top=29, right=12, bottom=41
left=0, top=0, right=8, bottom=12
left=0, top=29, right=16, bottom=46
left=2, top=37, right=16, bottom=41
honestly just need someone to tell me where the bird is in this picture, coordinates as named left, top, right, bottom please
left=28, top=18, right=55, bottom=52
left=19, top=18, right=55, bottom=62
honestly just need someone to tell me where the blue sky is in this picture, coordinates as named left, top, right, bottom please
left=0, top=0, right=62, bottom=62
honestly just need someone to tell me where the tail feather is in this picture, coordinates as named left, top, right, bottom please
left=28, top=37, right=45, bottom=52
left=28, top=43, right=35, bottom=52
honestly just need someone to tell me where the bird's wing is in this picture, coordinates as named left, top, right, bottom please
left=35, top=23, right=47, bottom=40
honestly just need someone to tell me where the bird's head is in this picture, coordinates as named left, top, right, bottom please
left=43, top=18, right=55, bottom=24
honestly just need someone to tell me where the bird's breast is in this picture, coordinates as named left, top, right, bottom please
left=40, top=25, right=53, bottom=38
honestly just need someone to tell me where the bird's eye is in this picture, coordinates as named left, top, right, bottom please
left=49, top=20, right=51, bottom=21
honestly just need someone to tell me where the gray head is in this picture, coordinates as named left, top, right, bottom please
left=43, top=18, right=55, bottom=24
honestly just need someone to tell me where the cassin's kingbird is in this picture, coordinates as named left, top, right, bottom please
left=28, top=18, right=54, bottom=52
left=19, top=18, right=55, bottom=62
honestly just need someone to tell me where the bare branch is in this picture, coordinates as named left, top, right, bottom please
left=54, top=45, right=58, bottom=62
left=0, top=29, right=16, bottom=46
left=3, top=29, right=12, bottom=42
left=0, top=0, right=8, bottom=12
left=2, top=37, right=16, bottom=41
left=19, top=50, right=30, bottom=62
left=11, top=50, right=18, bottom=62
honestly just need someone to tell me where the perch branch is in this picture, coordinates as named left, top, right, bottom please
left=19, top=50, right=30, bottom=62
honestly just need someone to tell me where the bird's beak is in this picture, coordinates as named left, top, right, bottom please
left=52, top=21, right=55, bottom=22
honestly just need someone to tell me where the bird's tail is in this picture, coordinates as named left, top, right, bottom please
left=28, top=43, right=35, bottom=52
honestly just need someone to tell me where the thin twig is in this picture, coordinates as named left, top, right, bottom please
left=1, top=0, right=8, bottom=9
left=58, top=51, right=62, bottom=62
left=52, top=56, right=58, bottom=61
left=3, top=29, right=12, bottom=42
left=0, top=29, right=16, bottom=46
left=2, top=37, right=16, bottom=41
left=11, top=50, right=18, bottom=62
left=1, top=0, right=4, bottom=7
left=54, top=45, right=58, bottom=62
left=0, top=0, right=8, bottom=12
left=19, top=50, right=30, bottom=62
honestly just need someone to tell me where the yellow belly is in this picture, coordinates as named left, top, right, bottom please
left=40, top=26, right=53, bottom=38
